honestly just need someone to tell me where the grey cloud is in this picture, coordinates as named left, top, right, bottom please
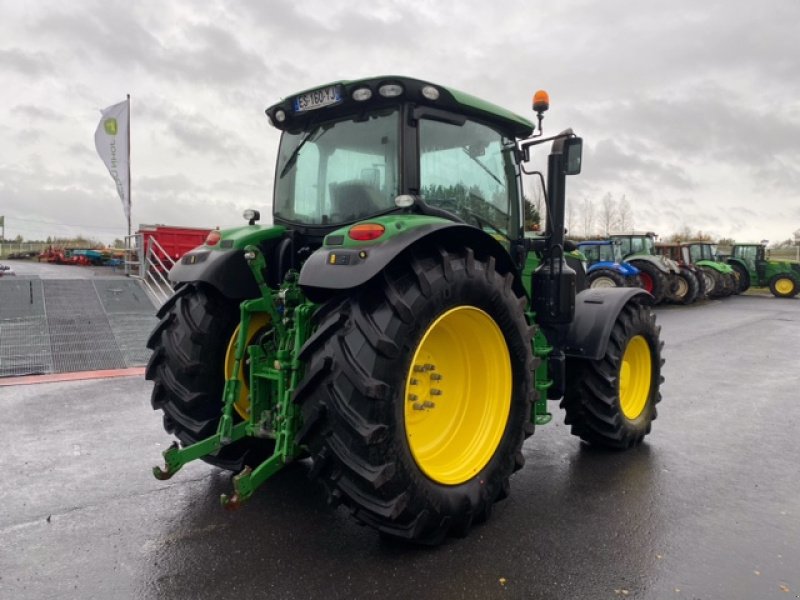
left=585, top=138, right=695, bottom=192
left=11, top=105, right=63, bottom=120
left=0, top=47, right=54, bottom=76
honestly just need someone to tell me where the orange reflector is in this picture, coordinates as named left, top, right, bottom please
left=533, top=90, right=550, bottom=112
left=348, top=223, right=385, bottom=241
left=205, top=230, right=221, bottom=246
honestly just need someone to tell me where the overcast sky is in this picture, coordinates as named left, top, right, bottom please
left=1, top=0, right=799, bottom=245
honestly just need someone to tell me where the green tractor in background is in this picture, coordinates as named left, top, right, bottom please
left=682, top=241, right=737, bottom=298
left=609, top=232, right=681, bottom=304
left=146, top=77, right=664, bottom=544
left=727, top=243, right=800, bottom=298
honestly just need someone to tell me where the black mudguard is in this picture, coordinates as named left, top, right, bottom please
left=169, top=248, right=259, bottom=299
left=299, top=222, right=524, bottom=302
left=170, top=232, right=298, bottom=300
left=562, top=287, right=653, bottom=360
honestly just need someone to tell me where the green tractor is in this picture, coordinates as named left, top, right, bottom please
left=609, top=232, right=681, bottom=304
left=727, top=243, right=800, bottom=298
left=146, top=77, right=664, bottom=544
left=682, top=241, right=737, bottom=298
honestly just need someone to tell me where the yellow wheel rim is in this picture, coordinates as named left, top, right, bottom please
left=619, top=335, right=652, bottom=420
left=224, top=313, right=270, bottom=420
left=404, top=306, right=512, bottom=486
left=775, top=277, right=794, bottom=295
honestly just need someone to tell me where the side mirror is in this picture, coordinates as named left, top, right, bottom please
left=564, top=137, right=582, bottom=175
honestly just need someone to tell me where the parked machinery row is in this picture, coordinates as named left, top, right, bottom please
left=576, top=233, right=799, bottom=301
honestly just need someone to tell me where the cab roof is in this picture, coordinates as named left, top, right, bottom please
left=266, top=75, right=535, bottom=139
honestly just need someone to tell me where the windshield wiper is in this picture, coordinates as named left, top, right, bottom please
left=279, top=126, right=327, bottom=178
left=461, top=147, right=503, bottom=186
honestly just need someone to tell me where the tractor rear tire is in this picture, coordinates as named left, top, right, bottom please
left=561, top=301, right=663, bottom=448
left=631, top=261, right=668, bottom=304
left=730, top=263, right=750, bottom=293
left=671, top=268, right=699, bottom=305
left=145, top=283, right=275, bottom=471
left=769, top=274, right=799, bottom=298
left=701, top=268, right=724, bottom=298
left=722, top=273, right=736, bottom=297
left=294, top=245, right=534, bottom=544
left=587, top=269, right=626, bottom=289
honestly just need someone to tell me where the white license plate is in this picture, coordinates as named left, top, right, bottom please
left=293, top=86, right=343, bottom=113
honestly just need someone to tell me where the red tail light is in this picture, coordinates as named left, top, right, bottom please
left=348, top=223, right=385, bottom=241
left=205, top=230, right=221, bottom=246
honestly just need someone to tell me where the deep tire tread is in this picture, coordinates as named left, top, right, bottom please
left=294, top=244, right=534, bottom=543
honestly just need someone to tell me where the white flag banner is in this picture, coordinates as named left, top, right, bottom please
left=94, top=99, right=130, bottom=222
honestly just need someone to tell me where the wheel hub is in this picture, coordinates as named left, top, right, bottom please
left=404, top=306, right=511, bottom=485
left=619, top=335, right=652, bottom=420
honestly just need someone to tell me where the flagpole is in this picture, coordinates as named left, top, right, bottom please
left=127, top=93, right=132, bottom=237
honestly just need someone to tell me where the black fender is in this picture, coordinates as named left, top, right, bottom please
left=169, top=248, right=259, bottom=299
left=169, top=234, right=296, bottom=300
left=562, top=287, right=653, bottom=360
left=299, top=222, right=524, bottom=302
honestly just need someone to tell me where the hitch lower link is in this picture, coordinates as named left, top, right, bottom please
left=153, top=244, right=313, bottom=509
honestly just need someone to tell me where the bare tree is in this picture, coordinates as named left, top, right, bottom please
left=580, top=196, right=595, bottom=237
left=566, top=200, right=576, bottom=237
left=617, top=194, right=633, bottom=232
left=599, top=192, right=617, bottom=236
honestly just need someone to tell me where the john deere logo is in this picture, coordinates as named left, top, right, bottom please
left=104, top=118, right=118, bottom=135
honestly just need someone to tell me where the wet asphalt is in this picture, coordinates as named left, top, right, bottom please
left=1, top=293, right=798, bottom=599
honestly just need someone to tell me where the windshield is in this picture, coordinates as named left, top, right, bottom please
left=419, top=118, right=517, bottom=235
left=616, top=236, right=655, bottom=257
left=689, top=244, right=716, bottom=262
left=274, top=109, right=400, bottom=226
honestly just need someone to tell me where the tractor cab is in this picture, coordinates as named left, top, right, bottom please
left=730, top=243, right=765, bottom=274
left=266, top=77, right=534, bottom=245
left=684, top=241, right=719, bottom=264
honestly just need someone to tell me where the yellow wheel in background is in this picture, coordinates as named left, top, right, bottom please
left=774, top=277, right=795, bottom=296
left=225, top=313, right=270, bottom=420
left=404, top=306, right=512, bottom=486
left=619, top=335, right=652, bottom=420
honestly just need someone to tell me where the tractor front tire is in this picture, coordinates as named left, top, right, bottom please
left=294, top=246, right=534, bottom=544
left=146, top=283, right=274, bottom=471
left=561, top=301, right=663, bottom=449
left=587, top=269, right=626, bottom=289
left=769, top=274, right=799, bottom=298
left=671, top=268, right=699, bottom=305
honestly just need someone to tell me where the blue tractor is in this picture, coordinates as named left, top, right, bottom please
left=576, top=240, right=640, bottom=288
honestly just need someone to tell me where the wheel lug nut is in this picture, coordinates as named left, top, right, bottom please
left=430, top=373, right=442, bottom=381
left=408, top=394, right=418, bottom=402
left=409, top=378, right=419, bottom=385
left=422, top=400, right=435, bottom=409
left=412, top=402, right=425, bottom=411
left=413, top=365, right=425, bottom=373
left=424, top=363, right=435, bottom=371
left=430, top=389, right=442, bottom=396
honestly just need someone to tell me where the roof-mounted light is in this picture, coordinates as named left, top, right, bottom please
left=421, top=85, right=439, bottom=101
left=352, top=87, right=372, bottom=102
left=532, top=90, right=549, bottom=113
left=378, top=83, right=404, bottom=98
left=243, top=209, right=260, bottom=225
left=274, top=109, right=286, bottom=123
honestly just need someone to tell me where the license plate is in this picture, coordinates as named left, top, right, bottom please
left=293, top=85, right=343, bottom=113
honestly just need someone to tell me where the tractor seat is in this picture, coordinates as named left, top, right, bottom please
left=330, top=180, right=383, bottom=222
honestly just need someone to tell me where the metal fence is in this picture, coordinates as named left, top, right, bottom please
left=123, top=234, right=175, bottom=306
left=0, top=242, right=49, bottom=259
